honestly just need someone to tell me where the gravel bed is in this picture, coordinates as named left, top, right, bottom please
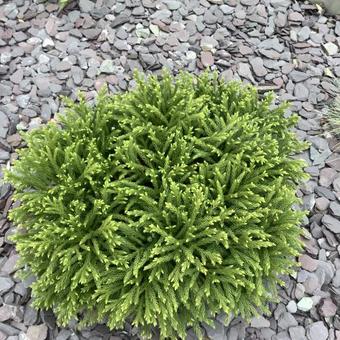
left=0, top=0, right=340, bottom=339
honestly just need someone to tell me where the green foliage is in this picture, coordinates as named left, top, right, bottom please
left=58, top=0, right=70, bottom=10
left=325, top=80, right=340, bottom=137
left=6, top=71, right=308, bottom=339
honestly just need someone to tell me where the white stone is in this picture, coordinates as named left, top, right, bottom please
left=38, top=55, right=50, bottom=64
left=100, top=60, right=115, bottom=74
left=220, top=5, right=234, bottom=14
left=323, top=42, right=338, bottom=56
left=200, top=36, right=218, bottom=51
left=0, top=52, right=12, bottom=64
left=135, top=23, right=150, bottom=39
left=297, top=297, right=313, bottom=312
left=286, top=300, right=297, bottom=313
left=186, top=51, right=197, bottom=60
left=149, top=23, right=160, bottom=36
left=27, top=37, right=42, bottom=45
left=42, top=37, right=54, bottom=49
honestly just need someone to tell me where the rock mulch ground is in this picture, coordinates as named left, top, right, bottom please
left=0, top=0, right=340, bottom=339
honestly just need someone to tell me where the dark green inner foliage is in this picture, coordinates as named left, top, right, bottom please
left=6, top=72, right=308, bottom=339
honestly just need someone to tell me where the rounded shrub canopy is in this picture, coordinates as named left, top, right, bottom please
left=7, top=72, right=307, bottom=339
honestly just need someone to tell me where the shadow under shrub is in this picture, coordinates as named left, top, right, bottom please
left=6, top=71, right=308, bottom=339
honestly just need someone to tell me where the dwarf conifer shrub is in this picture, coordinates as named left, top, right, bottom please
left=6, top=72, right=308, bottom=339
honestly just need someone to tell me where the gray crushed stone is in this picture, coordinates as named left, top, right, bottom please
left=0, top=0, right=340, bottom=339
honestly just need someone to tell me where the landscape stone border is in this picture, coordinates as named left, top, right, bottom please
left=0, top=0, right=340, bottom=339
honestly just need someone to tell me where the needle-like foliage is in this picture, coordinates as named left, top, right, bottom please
left=6, top=71, right=308, bottom=339
left=325, top=80, right=340, bottom=137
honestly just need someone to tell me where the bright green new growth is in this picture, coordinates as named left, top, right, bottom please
left=58, top=0, right=70, bottom=10
left=7, top=71, right=308, bottom=339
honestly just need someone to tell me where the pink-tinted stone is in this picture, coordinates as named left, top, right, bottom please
left=201, top=51, right=214, bottom=67
left=26, top=324, right=48, bottom=340
left=299, top=254, right=318, bottom=272
left=288, top=12, right=304, bottom=22
left=319, top=298, right=337, bottom=317
left=45, top=17, right=58, bottom=36
left=315, top=197, right=330, bottom=211
left=336, top=330, right=340, bottom=340
left=319, top=167, right=337, bottom=187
